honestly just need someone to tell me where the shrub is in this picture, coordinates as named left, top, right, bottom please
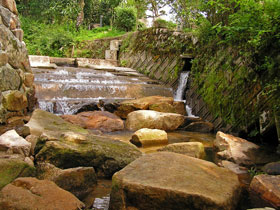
left=153, top=18, right=177, bottom=30
left=114, top=6, right=137, bottom=32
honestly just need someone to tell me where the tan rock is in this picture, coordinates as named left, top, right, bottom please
left=62, top=111, right=124, bottom=132
left=24, top=72, right=34, bottom=87
left=25, top=135, right=38, bottom=155
left=0, top=177, right=85, bottom=210
left=173, top=101, right=187, bottom=115
left=130, top=128, right=168, bottom=147
left=0, top=130, right=31, bottom=156
left=126, top=110, right=184, bottom=131
left=11, top=28, right=23, bottom=42
left=0, top=52, right=8, bottom=66
left=158, top=142, right=205, bottom=159
left=249, top=174, right=280, bottom=209
left=1, top=0, right=18, bottom=15
left=2, top=90, right=27, bottom=111
left=110, top=152, right=241, bottom=210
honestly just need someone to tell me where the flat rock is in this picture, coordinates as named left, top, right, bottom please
left=158, top=142, right=205, bottom=159
left=0, top=177, right=85, bottom=210
left=249, top=175, right=280, bottom=209
left=61, top=111, right=124, bottom=132
left=109, top=152, right=241, bottom=210
left=126, top=110, right=184, bottom=131
left=130, top=128, right=168, bottom=147
left=214, top=131, right=280, bottom=167
left=36, top=162, right=97, bottom=200
left=0, top=130, right=31, bottom=156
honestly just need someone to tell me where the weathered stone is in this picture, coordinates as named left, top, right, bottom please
left=214, top=131, right=280, bottom=167
left=0, top=177, right=85, bottom=210
left=0, top=64, right=21, bottom=91
left=24, top=72, right=34, bottom=87
left=15, top=125, right=30, bottom=138
left=26, top=109, right=142, bottom=177
left=11, top=28, right=23, bottom=42
left=173, top=101, right=187, bottom=115
left=158, top=142, right=205, bottom=159
left=249, top=175, right=280, bottom=209
left=36, top=162, right=97, bottom=200
left=130, top=128, right=168, bottom=147
left=2, top=90, right=28, bottom=111
left=180, top=116, right=203, bottom=128
left=263, top=162, right=280, bottom=175
left=1, top=0, right=18, bottom=15
left=62, top=111, right=124, bottom=132
left=28, top=55, right=57, bottom=69
left=9, top=14, right=19, bottom=30
left=110, top=152, right=241, bottom=210
left=25, top=85, right=36, bottom=111
left=105, top=50, right=118, bottom=60
left=0, top=130, right=31, bottom=156
left=25, top=135, right=38, bottom=155
left=110, top=40, right=120, bottom=51
left=126, top=110, right=184, bottom=131
left=0, top=158, right=35, bottom=189
left=24, top=156, right=34, bottom=167
left=184, top=121, right=214, bottom=133
left=0, top=5, right=11, bottom=27
left=149, top=102, right=177, bottom=113
left=0, top=52, right=8, bottom=66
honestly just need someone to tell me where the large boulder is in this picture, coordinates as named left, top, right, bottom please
left=61, top=111, right=124, bottom=132
left=0, top=177, right=85, bottom=210
left=109, top=152, right=241, bottom=210
left=130, top=128, right=168, bottom=147
left=158, top=142, right=205, bottom=159
left=126, top=110, right=184, bottom=131
left=0, top=129, right=31, bottom=156
left=0, top=158, right=35, bottom=189
left=36, top=162, right=97, bottom=200
left=115, top=96, right=186, bottom=118
left=249, top=175, right=280, bottom=209
left=26, top=109, right=142, bottom=178
left=214, top=131, right=279, bottom=167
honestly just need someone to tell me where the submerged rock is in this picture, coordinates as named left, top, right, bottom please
left=158, top=142, right=205, bottom=159
left=109, top=152, right=241, bottom=210
left=130, top=128, right=168, bottom=147
left=0, top=177, right=85, bottom=210
left=26, top=109, right=142, bottom=178
left=249, top=174, right=280, bottom=209
left=126, top=110, right=184, bottom=131
left=36, top=162, right=97, bottom=200
left=183, top=121, right=214, bottom=133
left=62, top=111, right=124, bottom=132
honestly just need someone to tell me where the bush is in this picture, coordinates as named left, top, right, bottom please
left=153, top=18, right=177, bottom=30
left=114, top=6, right=137, bottom=32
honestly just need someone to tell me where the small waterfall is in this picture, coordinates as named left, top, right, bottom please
left=174, top=72, right=197, bottom=118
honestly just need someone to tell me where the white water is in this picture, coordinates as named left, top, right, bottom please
left=174, top=72, right=197, bottom=118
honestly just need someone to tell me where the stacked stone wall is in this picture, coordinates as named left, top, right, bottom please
left=0, top=0, right=36, bottom=124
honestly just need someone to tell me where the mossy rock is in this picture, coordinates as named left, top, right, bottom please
left=0, top=158, right=35, bottom=189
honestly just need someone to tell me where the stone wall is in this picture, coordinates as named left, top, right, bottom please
left=0, top=0, right=36, bottom=124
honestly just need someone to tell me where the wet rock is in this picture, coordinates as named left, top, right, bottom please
left=184, top=121, right=214, bottom=133
left=110, top=152, right=241, bottom=210
left=75, top=102, right=99, bottom=113
left=179, top=116, right=203, bottom=128
left=0, top=177, right=85, bottom=210
left=263, top=162, right=280, bottom=175
left=249, top=175, right=280, bottom=209
left=2, top=90, right=28, bottom=111
left=0, top=158, right=35, bottom=189
left=130, top=128, right=168, bottom=147
left=126, top=110, right=185, bottom=131
left=214, top=131, right=279, bottom=167
left=26, top=109, right=142, bottom=177
left=0, top=130, right=31, bottom=156
left=158, top=142, right=205, bottom=159
left=36, top=162, right=97, bottom=200
left=62, top=111, right=124, bottom=132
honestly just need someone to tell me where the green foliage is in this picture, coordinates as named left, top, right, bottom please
left=153, top=18, right=177, bottom=29
left=114, top=6, right=137, bottom=31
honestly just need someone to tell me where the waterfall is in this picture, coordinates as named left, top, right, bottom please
left=174, top=72, right=197, bottom=118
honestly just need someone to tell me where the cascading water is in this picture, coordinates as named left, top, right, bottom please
left=174, top=72, right=197, bottom=117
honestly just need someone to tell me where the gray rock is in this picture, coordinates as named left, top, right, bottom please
left=263, top=162, right=280, bottom=175
left=0, top=6, right=11, bottom=27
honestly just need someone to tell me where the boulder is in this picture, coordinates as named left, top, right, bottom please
left=0, top=130, right=31, bottom=156
left=2, top=90, right=28, bottom=111
left=26, top=109, right=142, bottom=177
left=62, top=111, right=124, bottom=132
left=214, top=131, right=280, bottom=167
left=109, top=152, right=241, bottom=210
left=126, top=110, right=184, bottom=131
left=184, top=121, right=214, bottom=133
left=0, top=64, right=21, bottom=92
left=0, top=177, right=85, bottom=210
left=36, top=162, right=97, bottom=200
left=0, top=158, right=35, bottom=189
left=130, top=128, right=168, bottom=147
left=158, top=142, right=205, bottom=159
left=249, top=175, right=280, bottom=209
left=263, top=162, right=280, bottom=175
